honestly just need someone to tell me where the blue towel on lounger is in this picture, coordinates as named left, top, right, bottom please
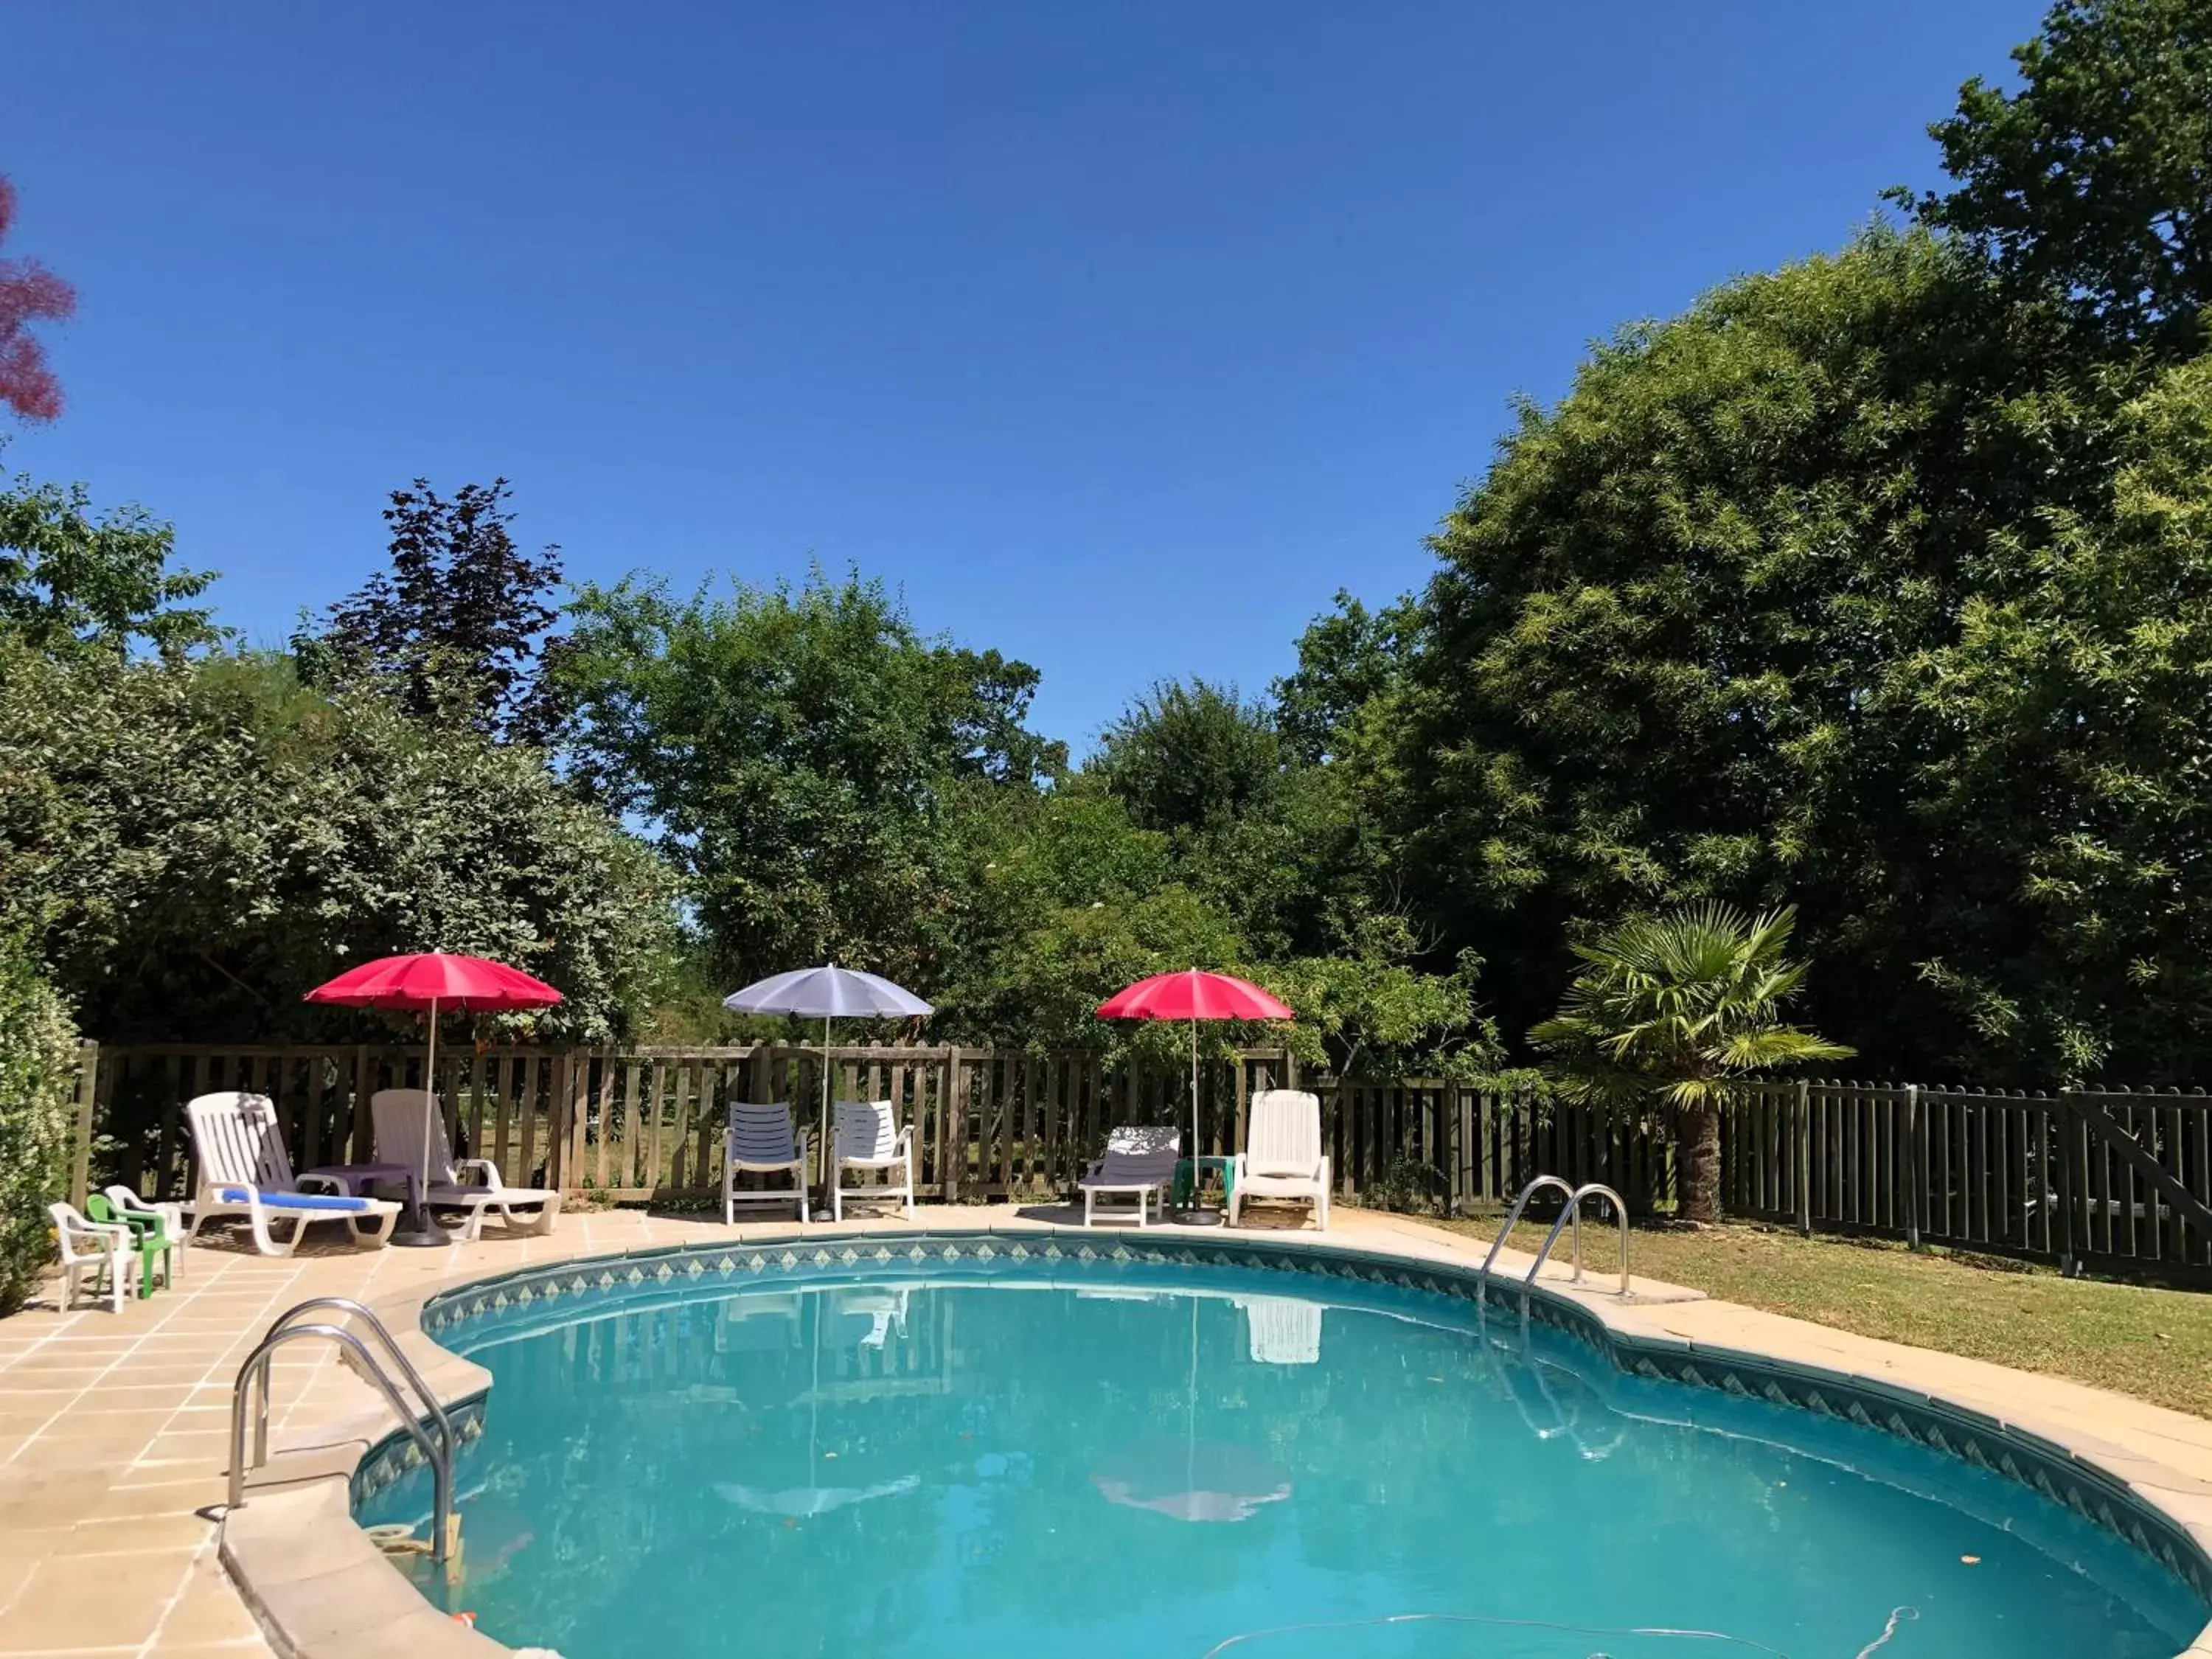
left=216, top=1187, right=372, bottom=1212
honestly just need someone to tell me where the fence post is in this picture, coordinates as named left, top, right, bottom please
left=945, top=1046, right=964, bottom=1204
left=1794, top=1078, right=1812, bottom=1237
left=69, top=1040, right=99, bottom=1209
left=2055, top=1088, right=2080, bottom=1277
left=1903, top=1084, right=1921, bottom=1251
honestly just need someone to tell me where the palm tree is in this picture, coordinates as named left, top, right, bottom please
left=1530, top=902, right=1851, bottom=1224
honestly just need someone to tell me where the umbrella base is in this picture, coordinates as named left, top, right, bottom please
left=1175, top=1204, right=1224, bottom=1228
left=387, top=1208, right=455, bottom=1248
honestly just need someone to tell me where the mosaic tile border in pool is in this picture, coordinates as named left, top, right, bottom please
left=377, top=1228, right=2212, bottom=1610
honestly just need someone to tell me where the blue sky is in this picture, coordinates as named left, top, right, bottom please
left=4, top=1, right=2040, bottom=752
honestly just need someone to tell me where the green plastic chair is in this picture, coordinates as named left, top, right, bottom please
left=86, top=1193, right=174, bottom=1298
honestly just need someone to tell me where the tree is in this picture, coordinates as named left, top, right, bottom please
left=0, top=931, right=75, bottom=1315
left=320, top=479, right=568, bottom=742
left=0, top=176, right=74, bottom=424
left=1273, top=591, right=1423, bottom=766
left=1892, top=353, right=2212, bottom=1079
left=1395, top=229, right=2112, bottom=1073
left=1905, top=0, right=2212, bottom=353
left=1091, top=680, right=1281, bottom=835
left=556, top=568, right=1062, bottom=991
left=1531, top=903, right=1851, bottom=1222
left=0, top=459, right=220, bottom=657
left=0, top=644, right=679, bottom=1048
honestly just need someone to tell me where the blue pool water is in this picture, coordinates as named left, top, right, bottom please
left=364, top=1260, right=2209, bottom=1659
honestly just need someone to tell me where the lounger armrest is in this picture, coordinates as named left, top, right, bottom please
left=453, top=1158, right=505, bottom=1191
left=294, top=1173, right=345, bottom=1196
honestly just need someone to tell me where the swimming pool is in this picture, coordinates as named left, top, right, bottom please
left=360, top=1241, right=2211, bottom=1659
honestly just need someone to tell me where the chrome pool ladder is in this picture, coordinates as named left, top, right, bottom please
left=227, top=1297, right=457, bottom=1562
left=1480, top=1175, right=1632, bottom=1301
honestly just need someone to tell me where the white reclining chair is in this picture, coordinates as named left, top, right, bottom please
left=723, top=1102, right=811, bottom=1225
left=830, top=1100, right=914, bottom=1222
left=184, top=1092, right=401, bottom=1256
left=1228, top=1089, right=1330, bottom=1230
left=1077, top=1125, right=1180, bottom=1228
left=370, top=1089, right=563, bottom=1242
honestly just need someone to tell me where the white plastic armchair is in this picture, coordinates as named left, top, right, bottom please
left=1228, top=1090, right=1330, bottom=1230
left=831, top=1100, right=914, bottom=1222
left=49, top=1202, right=133, bottom=1312
left=724, top=1102, right=812, bottom=1225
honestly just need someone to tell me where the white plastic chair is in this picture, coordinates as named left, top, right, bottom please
left=1228, top=1090, right=1330, bottom=1230
left=830, top=1100, right=914, bottom=1222
left=369, top=1089, right=563, bottom=1241
left=184, top=1093, right=401, bottom=1256
left=49, top=1202, right=133, bottom=1312
left=1077, top=1125, right=1180, bottom=1227
left=723, top=1102, right=811, bottom=1225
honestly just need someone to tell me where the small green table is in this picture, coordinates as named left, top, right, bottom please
left=1170, top=1155, right=1236, bottom=1211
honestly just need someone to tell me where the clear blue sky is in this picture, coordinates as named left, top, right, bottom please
left=5, top=1, right=2040, bottom=753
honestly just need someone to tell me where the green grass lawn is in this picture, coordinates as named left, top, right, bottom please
left=1430, top=1214, right=2212, bottom=1419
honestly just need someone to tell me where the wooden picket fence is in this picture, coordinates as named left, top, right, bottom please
left=74, top=1041, right=1661, bottom=1216
left=1725, top=1079, right=2212, bottom=1284
left=75, top=1043, right=2212, bottom=1281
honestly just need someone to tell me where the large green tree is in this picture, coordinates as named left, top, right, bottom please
left=1394, top=229, right=2137, bottom=1076
left=556, top=568, right=1063, bottom=991
left=1906, top=0, right=2212, bottom=354
left=0, top=457, right=219, bottom=658
left=0, top=645, right=678, bottom=1044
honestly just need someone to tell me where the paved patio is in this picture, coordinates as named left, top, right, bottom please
left=3, top=1204, right=2210, bottom=1659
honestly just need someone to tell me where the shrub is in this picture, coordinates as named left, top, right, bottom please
left=0, top=934, right=78, bottom=1315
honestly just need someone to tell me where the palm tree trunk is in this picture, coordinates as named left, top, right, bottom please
left=1676, top=1100, right=1723, bottom=1223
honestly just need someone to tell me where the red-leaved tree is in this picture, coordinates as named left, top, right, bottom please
left=0, top=175, right=76, bottom=422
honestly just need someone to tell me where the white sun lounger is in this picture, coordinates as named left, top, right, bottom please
left=369, top=1089, right=563, bottom=1242
left=1228, top=1090, right=1330, bottom=1230
left=831, top=1100, right=915, bottom=1222
left=724, top=1102, right=811, bottom=1225
left=184, top=1092, right=401, bottom=1256
left=1077, top=1125, right=1180, bottom=1227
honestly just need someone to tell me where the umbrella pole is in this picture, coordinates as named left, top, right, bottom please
left=389, top=995, right=452, bottom=1248
left=821, top=1012, right=832, bottom=1209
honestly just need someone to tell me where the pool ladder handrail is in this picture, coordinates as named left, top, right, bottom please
left=1527, top=1182, right=1631, bottom=1297
left=1480, top=1175, right=1632, bottom=1300
left=227, top=1297, right=457, bottom=1563
left=1478, top=1175, right=1579, bottom=1291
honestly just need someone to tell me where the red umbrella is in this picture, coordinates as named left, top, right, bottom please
left=1097, top=970, right=1291, bottom=1217
left=306, top=953, right=562, bottom=1245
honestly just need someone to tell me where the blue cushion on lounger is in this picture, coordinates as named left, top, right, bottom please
left=216, top=1187, right=371, bottom=1212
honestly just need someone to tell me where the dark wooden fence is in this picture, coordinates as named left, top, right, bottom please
left=73, top=1041, right=1655, bottom=1215
left=73, top=1043, right=2212, bottom=1283
left=1725, top=1080, right=2212, bottom=1284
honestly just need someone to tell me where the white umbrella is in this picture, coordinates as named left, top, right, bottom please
left=723, top=964, right=933, bottom=1194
